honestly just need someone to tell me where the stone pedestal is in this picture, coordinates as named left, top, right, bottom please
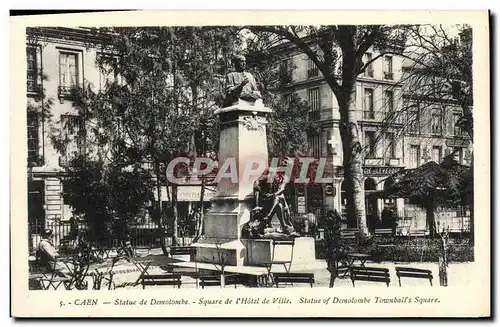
left=192, top=99, right=273, bottom=266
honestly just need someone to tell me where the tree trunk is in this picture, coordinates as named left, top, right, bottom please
left=427, top=197, right=436, bottom=238
left=468, top=154, right=474, bottom=245
left=338, top=91, right=369, bottom=236
left=155, top=163, right=168, bottom=256
left=438, top=232, right=448, bottom=286
left=172, top=184, right=180, bottom=246
left=193, top=176, right=205, bottom=243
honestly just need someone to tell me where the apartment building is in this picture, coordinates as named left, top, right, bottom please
left=276, top=42, right=472, bottom=233
left=27, top=27, right=102, bottom=227
left=26, top=27, right=219, bottom=233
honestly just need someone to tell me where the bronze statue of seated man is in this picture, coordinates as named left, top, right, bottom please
left=241, top=169, right=299, bottom=239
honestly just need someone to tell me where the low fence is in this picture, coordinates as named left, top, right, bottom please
left=28, top=220, right=195, bottom=253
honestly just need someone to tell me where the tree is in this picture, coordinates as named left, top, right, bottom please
left=388, top=24, right=474, bottom=242
left=63, top=157, right=153, bottom=243
left=373, top=157, right=470, bottom=238
left=249, top=26, right=409, bottom=236
left=44, top=27, right=241, bottom=253
left=245, top=35, right=317, bottom=158
left=402, top=25, right=472, bottom=139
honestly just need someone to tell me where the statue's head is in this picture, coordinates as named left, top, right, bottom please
left=233, top=54, right=246, bottom=71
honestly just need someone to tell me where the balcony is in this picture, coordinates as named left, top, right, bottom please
left=363, top=110, right=375, bottom=120
left=364, top=157, right=384, bottom=166
left=58, top=85, right=81, bottom=101
left=307, top=68, right=319, bottom=79
left=28, top=154, right=44, bottom=168
left=364, top=69, right=374, bottom=78
left=387, top=158, right=401, bottom=166
left=308, top=110, right=320, bottom=121
left=364, top=157, right=402, bottom=166
left=320, top=109, right=333, bottom=120
left=27, top=81, right=41, bottom=95
left=361, top=110, right=404, bottom=125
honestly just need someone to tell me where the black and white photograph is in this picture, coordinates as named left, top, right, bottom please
left=10, top=10, right=490, bottom=318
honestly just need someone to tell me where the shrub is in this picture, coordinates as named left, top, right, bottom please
left=316, top=236, right=473, bottom=263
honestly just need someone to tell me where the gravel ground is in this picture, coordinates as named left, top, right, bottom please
left=31, top=248, right=475, bottom=290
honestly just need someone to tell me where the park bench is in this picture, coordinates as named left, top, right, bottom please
left=341, top=228, right=359, bottom=239
left=395, top=267, right=433, bottom=286
left=409, top=229, right=428, bottom=237
left=169, top=246, right=199, bottom=287
left=170, top=246, right=197, bottom=259
left=199, top=273, right=239, bottom=288
left=272, top=272, right=315, bottom=288
left=350, top=266, right=390, bottom=287
left=141, top=273, right=182, bottom=289
left=374, top=228, right=393, bottom=237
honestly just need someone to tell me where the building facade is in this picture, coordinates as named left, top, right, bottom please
left=26, top=28, right=216, bottom=233
left=277, top=43, right=472, bottom=234
left=27, top=27, right=103, bottom=228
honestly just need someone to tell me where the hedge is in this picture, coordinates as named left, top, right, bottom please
left=316, top=236, right=474, bottom=263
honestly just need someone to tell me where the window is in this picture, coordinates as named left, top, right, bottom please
left=409, top=145, right=421, bottom=169
left=28, top=181, right=45, bottom=225
left=453, top=147, right=463, bottom=164
left=279, top=58, right=292, bottom=85
left=279, top=58, right=288, bottom=73
left=365, top=131, right=376, bottom=158
left=282, top=93, right=292, bottom=109
left=98, top=54, right=120, bottom=90
left=326, top=131, right=333, bottom=155
left=308, top=134, right=321, bottom=157
left=385, top=90, right=394, bottom=111
left=432, top=146, right=442, bottom=163
left=408, top=106, right=420, bottom=134
left=27, top=111, right=40, bottom=167
left=59, top=114, right=85, bottom=166
left=453, top=113, right=463, bottom=136
left=26, top=47, right=38, bottom=93
left=307, top=58, right=318, bottom=78
left=431, top=108, right=443, bottom=135
left=364, top=88, right=374, bottom=119
left=385, top=132, right=396, bottom=158
left=308, top=87, right=320, bottom=120
left=364, top=52, right=374, bottom=77
left=59, top=52, right=79, bottom=90
left=384, top=56, right=393, bottom=79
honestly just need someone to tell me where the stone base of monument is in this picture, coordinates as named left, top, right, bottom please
left=192, top=238, right=247, bottom=266
left=241, top=237, right=316, bottom=267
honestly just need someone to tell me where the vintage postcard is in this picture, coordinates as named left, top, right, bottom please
left=10, top=10, right=490, bottom=318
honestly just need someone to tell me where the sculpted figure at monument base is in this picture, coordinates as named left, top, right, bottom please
left=241, top=168, right=300, bottom=240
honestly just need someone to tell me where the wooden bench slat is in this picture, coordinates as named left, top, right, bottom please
left=396, top=267, right=432, bottom=273
left=171, top=247, right=196, bottom=256
left=352, top=276, right=390, bottom=284
left=273, top=273, right=314, bottom=278
left=353, top=271, right=390, bottom=278
left=143, top=274, right=182, bottom=279
left=141, top=273, right=182, bottom=289
left=273, top=272, right=315, bottom=288
left=374, top=229, right=392, bottom=234
left=397, top=273, right=433, bottom=279
left=275, top=278, right=314, bottom=283
left=274, top=276, right=314, bottom=280
left=350, top=266, right=390, bottom=287
left=352, top=267, right=389, bottom=273
left=142, top=280, right=181, bottom=285
left=395, top=266, right=433, bottom=286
